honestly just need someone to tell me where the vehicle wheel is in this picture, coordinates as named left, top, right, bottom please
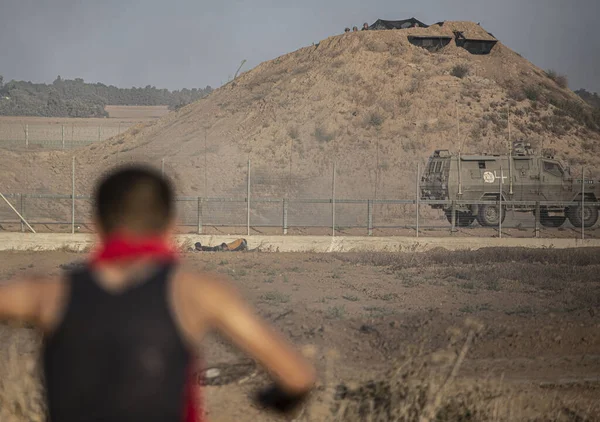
left=539, top=209, right=566, bottom=228
left=567, top=203, right=599, bottom=228
left=477, top=204, right=506, bottom=227
left=445, top=210, right=475, bottom=227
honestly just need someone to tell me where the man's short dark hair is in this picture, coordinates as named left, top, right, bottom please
left=93, top=164, right=174, bottom=234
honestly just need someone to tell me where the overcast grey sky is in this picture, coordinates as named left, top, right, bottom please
left=1, top=0, right=598, bottom=92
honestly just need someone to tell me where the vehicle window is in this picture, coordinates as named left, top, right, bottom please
left=543, top=160, right=563, bottom=177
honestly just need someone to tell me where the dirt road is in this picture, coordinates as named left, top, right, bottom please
left=1, top=248, right=599, bottom=421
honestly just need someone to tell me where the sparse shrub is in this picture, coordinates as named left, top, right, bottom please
left=398, top=98, right=411, bottom=108
left=292, top=65, right=310, bottom=75
left=411, top=52, right=424, bottom=64
left=508, top=87, right=526, bottom=102
left=546, top=69, right=569, bottom=89
left=546, top=69, right=557, bottom=80
left=313, top=125, right=334, bottom=143
left=366, top=40, right=388, bottom=53
left=450, top=64, right=469, bottom=79
left=288, top=126, right=299, bottom=139
left=386, top=58, right=400, bottom=68
left=365, top=110, right=385, bottom=127
left=459, top=305, right=474, bottom=313
left=326, top=305, right=345, bottom=319
left=331, top=59, right=345, bottom=69
left=407, top=79, right=421, bottom=93
left=260, top=291, right=290, bottom=303
left=342, top=295, right=359, bottom=302
left=523, top=85, right=541, bottom=101
left=582, top=141, right=595, bottom=152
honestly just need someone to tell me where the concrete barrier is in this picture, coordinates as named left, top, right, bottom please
left=1, top=233, right=599, bottom=253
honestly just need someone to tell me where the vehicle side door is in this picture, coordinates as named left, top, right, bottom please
left=539, top=159, right=565, bottom=201
left=513, top=158, right=534, bottom=201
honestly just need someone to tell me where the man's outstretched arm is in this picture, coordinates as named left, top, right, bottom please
left=0, top=278, right=44, bottom=324
left=197, top=275, right=316, bottom=396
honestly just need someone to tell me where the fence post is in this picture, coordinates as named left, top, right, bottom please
left=62, top=125, right=65, bottom=150
left=197, top=197, right=203, bottom=234
left=416, top=163, right=420, bottom=238
left=499, top=166, right=503, bottom=239
left=25, top=124, right=29, bottom=148
left=0, top=193, right=35, bottom=233
left=535, top=201, right=540, bottom=238
left=367, top=200, right=373, bottom=236
left=71, top=157, right=75, bottom=234
left=20, top=194, right=24, bottom=232
left=283, top=198, right=288, bottom=235
left=247, top=159, right=251, bottom=236
left=581, top=166, right=585, bottom=240
left=451, top=201, right=456, bottom=233
left=98, top=126, right=101, bottom=142
left=332, top=162, right=336, bottom=237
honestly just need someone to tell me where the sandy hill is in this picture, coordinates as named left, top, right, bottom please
left=2, top=21, right=599, bottom=204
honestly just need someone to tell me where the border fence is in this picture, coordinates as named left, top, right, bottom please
left=0, top=122, right=133, bottom=149
left=1, top=158, right=598, bottom=239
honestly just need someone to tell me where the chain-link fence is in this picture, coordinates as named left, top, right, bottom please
left=1, top=157, right=599, bottom=239
left=0, top=121, right=134, bottom=149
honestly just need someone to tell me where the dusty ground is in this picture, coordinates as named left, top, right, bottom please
left=1, top=248, right=599, bottom=421
left=104, top=105, right=170, bottom=119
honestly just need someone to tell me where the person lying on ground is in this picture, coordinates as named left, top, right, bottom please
left=0, top=164, right=316, bottom=422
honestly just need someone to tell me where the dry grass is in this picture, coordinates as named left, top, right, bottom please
left=0, top=328, right=45, bottom=422
left=297, top=318, right=595, bottom=421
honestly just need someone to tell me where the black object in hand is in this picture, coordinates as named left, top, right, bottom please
left=254, top=384, right=309, bottom=414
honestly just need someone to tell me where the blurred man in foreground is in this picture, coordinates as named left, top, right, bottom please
left=0, top=165, right=316, bottom=422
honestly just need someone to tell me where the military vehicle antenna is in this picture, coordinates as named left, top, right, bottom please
left=456, top=102, right=462, bottom=196
left=234, top=59, right=247, bottom=80
left=582, top=166, right=585, bottom=240
left=498, top=166, right=504, bottom=238
left=508, top=106, right=513, bottom=196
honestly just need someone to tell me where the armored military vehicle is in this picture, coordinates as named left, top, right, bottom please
left=420, top=141, right=600, bottom=228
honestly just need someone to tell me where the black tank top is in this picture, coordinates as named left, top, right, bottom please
left=42, top=263, right=192, bottom=422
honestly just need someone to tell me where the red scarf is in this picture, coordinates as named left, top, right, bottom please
left=90, top=232, right=203, bottom=422
left=90, top=232, right=178, bottom=266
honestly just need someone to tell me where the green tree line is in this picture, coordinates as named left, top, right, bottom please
left=0, top=75, right=212, bottom=118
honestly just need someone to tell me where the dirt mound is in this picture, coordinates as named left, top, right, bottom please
left=2, top=21, right=599, bottom=203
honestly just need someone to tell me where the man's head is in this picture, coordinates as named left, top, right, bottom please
left=93, top=164, right=175, bottom=236
left=363, top=23, right=368, bottom=29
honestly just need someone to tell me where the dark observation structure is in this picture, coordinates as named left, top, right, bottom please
left=407, top=35, right=452, bottom=52
left=368, top=18, right=428, bottom=30
left=366, top=18, right=498, bottom=55
left=453, top=31, right=498, bottom=55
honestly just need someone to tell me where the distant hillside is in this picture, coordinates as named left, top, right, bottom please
left=2, top=21, right=600, bottom=206
left=0, top=75, right=212, bottom=118
left=576, top=89, right=600, bottom=109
